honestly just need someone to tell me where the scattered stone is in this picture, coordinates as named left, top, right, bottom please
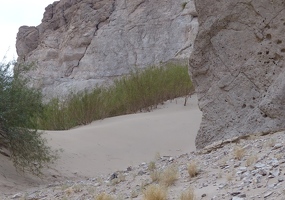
left=138, top=171, right=145, bottom=176
left=2, top=122, right=285, bottom=200
left=232, top=197, right=244, bottom=200
left=272, top=144, right=282, bottom=150
left=109, top=173, right=118, bottom=180
left=94, top=183, right=101, bottom=187
left=231, top=192, right=241, bottom=196
left=238, top=194, right=246, bottom=198
left=255, top=163, right=266, bottom=169
left=264, top=191, right=273, bottom=198
left=258, top=169, right=267, bottom=176
left=11, top=193, right=21, bottom=199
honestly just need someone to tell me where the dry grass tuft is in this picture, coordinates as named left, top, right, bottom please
left=159, top=165, right=179, bottom=187
left=148, top=161, right=156, bottom=171
left=95, top=193, right=114, bottom=200
left=64, top=187, right=74, bottom=196
left=275, top=153, right=283, bottom=160
left=187, top=161, right=198, bottom=178
left=180, top=188, right=195, bottom=200
left=155, top=152, right=161, bottom=160
left=143, top=184, right=167, bottom=200
left=246, top=154, right=258, bottom=166
left=72, top=184, right=83, bottom=193
left=265, top=138, right=276, bottom=148
left=233, top=146, right=245, bottom=160
left=150, top=170, right=161, bottom=183
left=226, top=173, right=233, bottom=182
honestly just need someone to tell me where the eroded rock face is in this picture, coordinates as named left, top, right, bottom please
left=189, top=0, right=285, bottom=149
left=16, top=26, right=39, bottom=59
left=16, top=0, right=198, bottom=100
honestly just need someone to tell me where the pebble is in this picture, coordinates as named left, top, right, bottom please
left=264, top=191, right=273, bottom=198
left=11, top=193, right=21, bottom=199
left=272, top=143, right=282, bottom=150
left=230, top=192, right=240, bottom=196
left=109, top=173, right=118, bottom=180
left=255, top=163, right=266, bottom=169
left=232, top=197, right=244, bottom=200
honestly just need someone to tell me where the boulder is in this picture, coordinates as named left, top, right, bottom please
left=16, top=26, right=39, bottom=60
left=16, top=0, right=198, bottom=100
left=189, top=0, right=285, bottom=149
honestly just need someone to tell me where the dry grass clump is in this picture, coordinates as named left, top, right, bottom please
left=65, top=187, right=74, bottom=196
left=265, top=138, right=276, bottom=148
left=155, top=152, right=161, bottom=160
left=95, top=192, right=114, bottom=200
left=275, top=153, right=283, bottom=160
left=233, top=146, right=245, bottom=160
left=180, top=188, right=195, bottom=200
left=187, top=161, right=198, bottom=178
left=143, top=184, right=167, bottom=200
left=246, top=154, right=258, bottom=166
left=148, top=161, right=156, bottom=171
left=159, top=165, right=179, bottom=187
left=226, top=173, right=233, bottom=182
left=150, top=170, right=161, bottom=182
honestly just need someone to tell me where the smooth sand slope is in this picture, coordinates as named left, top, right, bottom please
left=0, top=95, right=202, bottom=194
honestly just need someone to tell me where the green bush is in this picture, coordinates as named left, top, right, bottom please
left=38, top=64, right=194, bottom=130
left=0, top=62, right=57, bottom=175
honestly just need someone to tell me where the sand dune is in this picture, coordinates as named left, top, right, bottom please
left=0, top=95, right=201, bottom=195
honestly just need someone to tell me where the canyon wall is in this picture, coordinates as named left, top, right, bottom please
left=16, top=0, right=198, bottom=100
left=189, top=0, right=285, bottom=149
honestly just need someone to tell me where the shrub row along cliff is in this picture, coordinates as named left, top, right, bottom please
left=37, top=64, right=193, bottom=130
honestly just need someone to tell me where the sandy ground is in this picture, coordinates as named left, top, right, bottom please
left=0, top=95, right=202, bottom=195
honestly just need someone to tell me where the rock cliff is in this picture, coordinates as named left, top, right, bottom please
left=16, top=0, right=198, bottom=99
left=189, top=0, right=285, bottom=149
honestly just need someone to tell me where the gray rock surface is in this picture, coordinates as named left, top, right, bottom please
left=189, top=0, right=285, bottom=149
left=16, top=0, right=198, bottom=100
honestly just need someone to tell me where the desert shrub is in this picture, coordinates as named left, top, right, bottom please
left=95, top=193, right=114, bottom=200
left=159, top=165, right=178, bottom=187
left=0, top=62, right=57, bottom=175
left=233, top=145, right=245, bottom=160
left=143, top=184, right=167, bottom=200
left=187, top=161, right=198, bottom=178
left=39, top=64, right=194, bottom=130
left=180, top=188, right=195, bottom=200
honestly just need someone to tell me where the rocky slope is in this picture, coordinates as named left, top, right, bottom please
left=2, top=131, right=285, bottom=199
left=16, top=0, right=198, bottom=100
left=189, top=0, right=285, bottom=149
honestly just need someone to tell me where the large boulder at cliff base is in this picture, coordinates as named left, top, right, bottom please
left=16, top=0, right=198, bottom=100
left=189, top=0, right=285, bottom=149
